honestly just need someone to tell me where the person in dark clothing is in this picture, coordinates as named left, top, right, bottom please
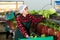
left=5, top=10, right=16, bottom=39
left=14, top=4, right=44, bottom=40
left=6, top=30, right=10, bottom=39
left=4, top=24, right=14, bottom=39
left=4, top=24, right=10, bottom=39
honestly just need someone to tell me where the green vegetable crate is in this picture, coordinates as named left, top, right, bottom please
left=18, top=36, right=54, bottom=40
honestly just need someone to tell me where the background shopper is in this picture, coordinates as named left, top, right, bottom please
left=4, top=24, right=10, bottom=39
left=5, top=10, right=15, bottom=39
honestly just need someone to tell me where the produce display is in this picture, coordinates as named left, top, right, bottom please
left=29, top=9, right=60, bottom=40
left=39, top=19, right=60, bottom=31
left=1, top=8, right=59, bottom=40
left=29, top=8, right=58, bottom=18
left=36, top=23, right=60, bottom=40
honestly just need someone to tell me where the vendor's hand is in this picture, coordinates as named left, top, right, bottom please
left=42, top=16, right=46, bottom=21
left=26, top=35, right=29, bottom=38
left=26, top=35, right=30, bottom=38
left=43, top=16, right=44, bottom=18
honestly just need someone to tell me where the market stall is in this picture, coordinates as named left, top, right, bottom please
left=28, top=9, right=60, bottom=40
left=0, top=1, right=60, bottom=40
left=0, top=1, right=23, bottom=32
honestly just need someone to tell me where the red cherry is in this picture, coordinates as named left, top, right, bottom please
left=54, top=30, right=58, bottom=36
left=57, top=32, right=60, bottom=38
left=57, top=38, right=60, bottom=40
left=48, top=28, right=54, bottom=35
left=36, top=25, right=44, bottom=35
left=41, top=26, right=48, bottom=35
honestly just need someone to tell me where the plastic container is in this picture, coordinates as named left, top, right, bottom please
left=18, top=36, right=54, bottom=40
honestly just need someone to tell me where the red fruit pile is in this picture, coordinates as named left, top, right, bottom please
left=48, top=28, right=54, bottom=35
left=36, top=25, right=44, bottom=35
left=57, top=32, right=60, bottom=37
left=35, top=24, right=60, bottom=40
left=41, top=26, right=48, bottom=35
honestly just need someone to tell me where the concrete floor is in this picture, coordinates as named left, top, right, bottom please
left=0, top=34, right=13, bottom=40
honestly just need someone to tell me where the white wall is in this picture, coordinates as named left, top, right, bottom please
left=24, top=0, right=55, bottom=10
left=0, top=0, right=55, bottom=10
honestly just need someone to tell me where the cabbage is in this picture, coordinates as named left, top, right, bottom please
left=39, top=10, right=50, bottom=18
left=48, top=8, right=56, bottom=14
left=29, top=10, right=38, bottom=15
left=38, top=8, right=56, bottom=18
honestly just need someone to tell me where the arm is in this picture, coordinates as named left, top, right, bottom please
left=27, top=14, right=44, bottom=23
left=16, top=16, right=29, bottom=38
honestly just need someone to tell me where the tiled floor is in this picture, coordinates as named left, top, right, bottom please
left=0, top=34, right=13, bottom=40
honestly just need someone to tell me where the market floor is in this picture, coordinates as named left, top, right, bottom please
left=0, top=34, right=13, bottom=40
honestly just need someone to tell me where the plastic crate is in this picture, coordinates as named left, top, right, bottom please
left=18, top=36, right=54, bottom=40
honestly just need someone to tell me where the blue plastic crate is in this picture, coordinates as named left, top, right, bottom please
left=18, top=36, right=54, bottom=40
